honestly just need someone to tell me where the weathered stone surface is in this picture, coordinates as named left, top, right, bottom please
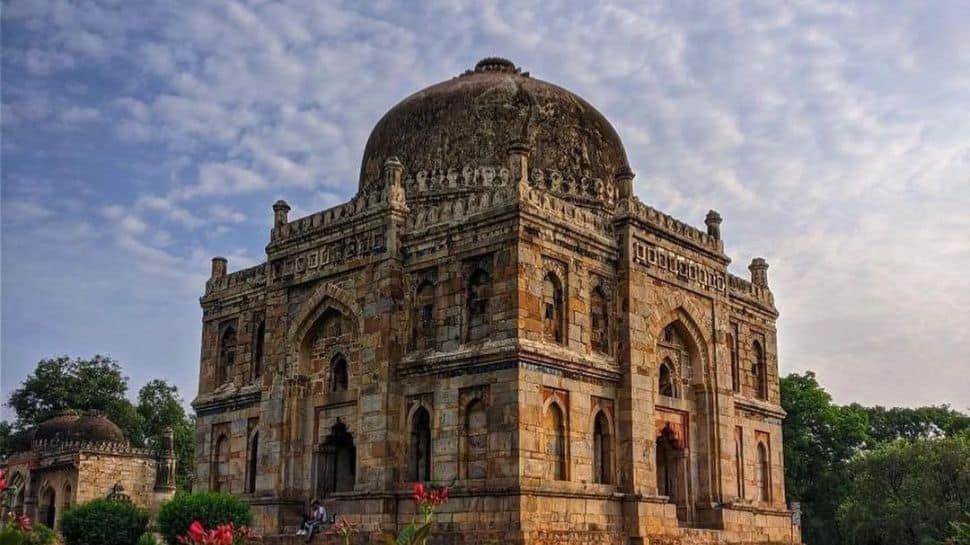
left=192, top=59, right=800, bottom=545
left=0, top=411, right=176, bottom=530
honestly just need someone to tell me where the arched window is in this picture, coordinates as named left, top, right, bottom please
left=60, top=483, right=72, bottom=521
left=316, top=420, right=356, bottom=496
left=659, top=359, right=676, bottom=398
left=544, top=403, right=567, bottom=481
left=330, top=355, right=349, bottom=392
left=462, top=399, right=488, bottom=479
left=412, top=281, right=436, bottom=351
left=753, top=341, right=767, bottom=400
left=40, top=486, right=56, bottom=529
left=212, top=434, right=230, bottom=492
left=590, top=285, right=609, bottom=354
left=246, top=432, right=258, bottom=494
left=252, top=316, right=265, bottom=380
left=542, top=272, right=565, bottom=344
left=592, top=411, right=612, bottom=484
left=409, top=407, right=432, bottom=482
left=217, top=326, right=236, bottom=386
left=757, top=442, right=771, bottom=502
left=466, top=269, right=491, bottom=342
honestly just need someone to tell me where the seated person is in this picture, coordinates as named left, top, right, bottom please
left=296, top=499, right=328, bottom=541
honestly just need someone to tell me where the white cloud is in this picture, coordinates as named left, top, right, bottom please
left=4, top=0, right=969, bottom=409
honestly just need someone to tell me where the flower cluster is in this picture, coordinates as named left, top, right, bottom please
left=0, top=467, right=43, bottom=544
left=328, top=516, right=358, bottom=545
left=177, top=521, right=254, bottom=545
left=412, top=483, right=448, bottom=508
left=412, top=482, right=449, bottom=522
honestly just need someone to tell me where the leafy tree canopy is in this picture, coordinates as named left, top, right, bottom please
left=782, top=371, right=970, bottom=545
left=781, top=371, right=870, bottom=545
left=6, top=355, right=144, bottom=445
left=838, top=434, right=970, bottom=545
left=2, top=355, right=196, bottom=491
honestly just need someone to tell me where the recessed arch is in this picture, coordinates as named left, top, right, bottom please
left=590, top=283, right=610, bottom=354
left=659, top=358, right=677, bottom=398
left=412, top=280, right=436, bottom=351
left=461, top=398, right=488, bottom=479
left=330, top=353, right=349, bottom=392
left=592, top=409, right=613, bottom=484
left=408, top=406, right=432, bottom=482
left=757, top=441, right=771, bottom=502
left=543, top=401, right=567, bottom=481
left=541, top=271, right=565, bottom=344
left=288, top=283, right=363, bottom=345
left=752, top=340, right=767, bottom=400
left=466, top=268, right=492, bottom=342
left=39, top=484, right=56, bottom=528
left=212, top=433, right=230, bottom=492
left=653, top=306, right=712, bottom=388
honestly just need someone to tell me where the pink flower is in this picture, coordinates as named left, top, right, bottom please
left=412, top=482, right=427, bottom=503
left=17, top=515, right=32, bottom=532
left=0, top=468, right=6, bottom=494
left=187, top=521, right=207, bottom=542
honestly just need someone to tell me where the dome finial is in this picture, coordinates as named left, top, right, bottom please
left=471, top=57, right=522, bottom=75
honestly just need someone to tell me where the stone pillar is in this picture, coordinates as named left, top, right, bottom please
left=705, top=210, right=722, bottom=240
left=508, top=140, right=531, bottom=197
left=615, top=166, right=635, bottom=202
left=273, top=200, right=291, bottom=228
left=385, top=157, right=407, bottom=259
left=749, top=258, right=769, bottom=288
left=211, top=257, right=227, bottom=279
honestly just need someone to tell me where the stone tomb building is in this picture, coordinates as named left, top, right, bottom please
left=192, top=58, right=799, bottom=544
left=0, top=410, right=177, bottom=530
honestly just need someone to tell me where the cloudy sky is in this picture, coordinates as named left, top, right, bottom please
left=2, top=0, right=968, bottom=414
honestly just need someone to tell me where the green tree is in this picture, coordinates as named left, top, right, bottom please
left=838, top=434, right=970, bottom=545
left=781, top=371, right=870, bottom=545
left=137, top=380, right=196, bottom=491
left=850, top=404, right=970, bottom=444
left=5, top=355, right=145, bottom=444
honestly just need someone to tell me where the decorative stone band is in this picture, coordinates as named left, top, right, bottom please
left=29, top=438, right=166, bottom=458
left=633, top=239, right=727, bottom=293
left=268, top=226, right=387, bottom=283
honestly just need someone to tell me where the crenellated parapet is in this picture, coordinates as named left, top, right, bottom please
left=403, top=165, right=512, bottom=198
left=205, top=262, right=268, bottom=296
left=270, top=190, right=392, bottom=244
left=728, top=272, right=775, bottom=310
left=620, top=197, right=725, bottom=256
left=528, top=168, right=616, bottom=209
left=30, top=438, right=164, bottom=459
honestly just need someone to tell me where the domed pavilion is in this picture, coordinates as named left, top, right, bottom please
left=192, top=58, right=798, bottom=544
left=0, top=410, right=176, bottom=529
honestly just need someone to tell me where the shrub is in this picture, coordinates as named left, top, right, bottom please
left=22, top=523, right=59, bottom=545
left=61, top=499, right=149, bottom=545
left=156, top=492, right=252, bottom=545
left=136, top=534, right=159, bottom=545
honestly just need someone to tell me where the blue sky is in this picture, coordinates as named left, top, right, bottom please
left=2, top=0, right=968, bottom=415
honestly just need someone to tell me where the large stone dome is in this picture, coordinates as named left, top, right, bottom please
left=33, top=409, right=127, bottom=444
left=358, top=58, right=630, bottom=191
